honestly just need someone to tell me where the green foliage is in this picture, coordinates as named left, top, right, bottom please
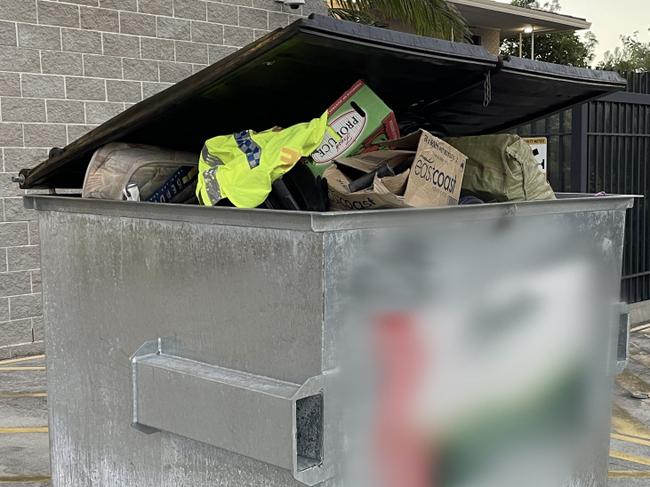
left=600, top=31, right=650, bottom=73
left=511, top=0, right=560, bottom=12
left=502, top=31, right=596, bottom=67
left=500, top=0, right=597, bottom=67
left=328, top=0, right=470, bottom=41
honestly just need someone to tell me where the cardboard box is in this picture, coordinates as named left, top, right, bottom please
left=325, top=130, right=467, bottom=211
left=308, top=80, right=400, bottom=175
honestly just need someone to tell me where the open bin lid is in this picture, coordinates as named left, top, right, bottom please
left=19, top=14, right=626, bottom=189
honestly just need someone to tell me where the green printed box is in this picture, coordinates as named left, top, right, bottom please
left=308, top=80, right=400, bottom=175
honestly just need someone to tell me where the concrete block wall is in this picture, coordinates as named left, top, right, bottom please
left=0, top=0, right=327, bottom=358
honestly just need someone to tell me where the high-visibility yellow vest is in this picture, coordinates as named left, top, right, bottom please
left=197, top=112, right=329, bottom=208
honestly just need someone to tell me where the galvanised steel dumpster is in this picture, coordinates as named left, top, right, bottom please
left=25, top=194, right=634, bottom=487
left=19, top=15, right=634, bottom=487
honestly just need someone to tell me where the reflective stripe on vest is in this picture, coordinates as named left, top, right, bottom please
left=234, top=130, right=261, bottom=169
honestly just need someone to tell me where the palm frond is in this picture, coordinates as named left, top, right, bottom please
left=328, top=7, right=386, bottom=27
left=330, top=0, right=470, bottom=41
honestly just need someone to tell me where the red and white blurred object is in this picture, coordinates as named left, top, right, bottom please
left=337, top=216, right=613, bottom=487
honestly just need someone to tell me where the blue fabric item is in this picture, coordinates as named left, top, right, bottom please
left=459, top=195, right=484, bottom=205
left=234, top=130, right=262, bottom=169
left=146, top=166, right=197, bottom=203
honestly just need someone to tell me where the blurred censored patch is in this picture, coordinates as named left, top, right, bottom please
left=330, top=214, right=616, bottom=487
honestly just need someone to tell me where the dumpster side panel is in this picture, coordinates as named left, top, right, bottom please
left=321, top=209, right=628, bottom=487
left=34, top=197, right=632, bottom=487
left=39, top=210, right=328, bottom=486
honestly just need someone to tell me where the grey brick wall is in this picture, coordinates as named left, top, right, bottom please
left=0, top=0, right=327, bottom=358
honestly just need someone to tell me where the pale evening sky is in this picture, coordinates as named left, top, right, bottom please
left=496, top=0, right=650, bottom=64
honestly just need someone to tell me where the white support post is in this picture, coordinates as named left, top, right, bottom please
left=531, top=26, right=535, bottom=60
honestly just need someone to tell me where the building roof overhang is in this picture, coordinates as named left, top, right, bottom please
left=448, top=0, right=591, bottom=35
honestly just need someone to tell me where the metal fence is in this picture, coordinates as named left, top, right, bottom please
left=516, top=72, right=650, bottom=303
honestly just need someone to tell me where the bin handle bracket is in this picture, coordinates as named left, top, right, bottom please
left=130, top=338, right=335, bottom=486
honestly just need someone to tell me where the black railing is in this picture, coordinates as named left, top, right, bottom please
left=515, top=72, right=650, bottom=303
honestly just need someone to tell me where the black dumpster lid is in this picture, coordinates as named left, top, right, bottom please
left=20, top=14, right=626, bottom=189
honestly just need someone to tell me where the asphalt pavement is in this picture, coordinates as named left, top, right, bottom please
left=0, top=354, right=49, bottom=486
left=2, top=331, right=650, bottom=486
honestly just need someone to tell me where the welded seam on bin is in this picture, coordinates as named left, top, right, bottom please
left=320, top=233, right=327, bottom=372
left=24, top=195, right=637, bottom=234
left=308, top=199, right=637, bottom=232
left=26, top=196, right=316, bottom=231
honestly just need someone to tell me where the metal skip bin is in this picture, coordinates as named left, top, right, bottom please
left=26, top=195, right=634, bottom=487
left=19, top=15, right=635, bottom=487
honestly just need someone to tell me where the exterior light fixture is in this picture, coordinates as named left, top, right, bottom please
left=274, top=0, right=304, bottom=8
left=523, top=25, right=534, bottom=34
